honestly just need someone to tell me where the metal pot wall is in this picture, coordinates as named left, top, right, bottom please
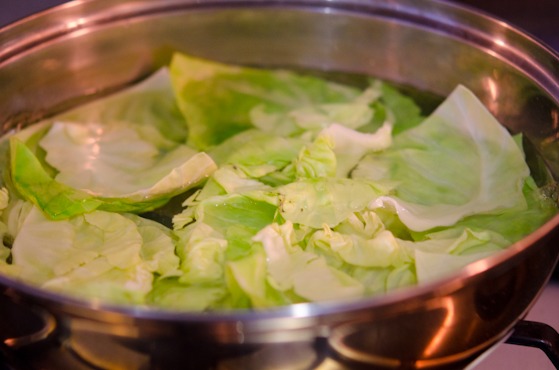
left=1, top=0, right=559, bottom=368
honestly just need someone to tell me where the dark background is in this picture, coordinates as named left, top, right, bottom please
left=1, top=0, right=558, bottom=52
left=456, top=0, right=559, bottom=51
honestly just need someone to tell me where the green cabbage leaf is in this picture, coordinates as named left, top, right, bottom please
left=169, top=53, right=377, bottom=149
left=354, top=85, right=530, bottom=231
left=10, top=122, right=216, bottom=220
left=58, top=68, right=189, bottom=145
left=9, top=205, right=180, bottom=304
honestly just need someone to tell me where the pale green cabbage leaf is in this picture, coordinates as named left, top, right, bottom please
left=354, top=85, right=530, bottom=231
left=58, top=68, right=189, bottom=145
left=169, top=53, right=373, bottom=149
left=278, top=178, right=383, bottom=228
left=9, top=206, right=180, bottom=304
left=10, top=124, right=217, bottom=219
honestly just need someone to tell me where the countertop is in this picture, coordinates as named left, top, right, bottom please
left=471, top=282, right=559, bottom=369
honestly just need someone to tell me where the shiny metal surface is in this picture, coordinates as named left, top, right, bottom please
left=1, top=0, right=559, bottom=368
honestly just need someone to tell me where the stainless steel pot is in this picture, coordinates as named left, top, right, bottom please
left=1, top=1, right=559, bottom=369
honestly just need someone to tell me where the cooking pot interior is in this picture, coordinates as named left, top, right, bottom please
left=2, top=1, right=558, bottom=146
left=1, top=1, right=559, bottom=369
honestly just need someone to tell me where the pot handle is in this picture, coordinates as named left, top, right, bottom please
left=506, top=320, right=559, bottom=369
